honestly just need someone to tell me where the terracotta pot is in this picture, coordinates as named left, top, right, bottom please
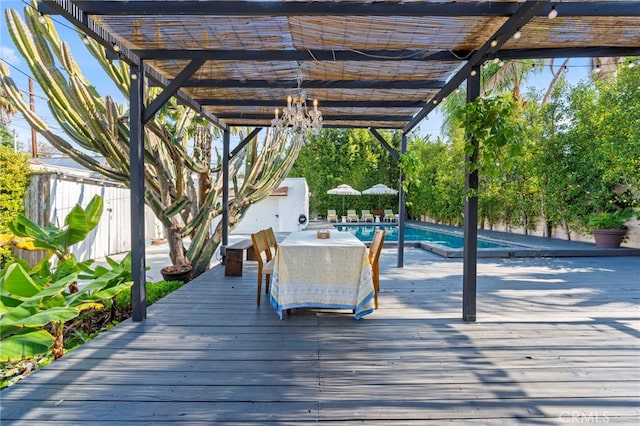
left=160, top=264, right=192, bottom=282
left=592, top=229, right=627, bottom=248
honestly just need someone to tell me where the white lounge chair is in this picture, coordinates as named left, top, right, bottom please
left=383, top=209, right=398, bottom=222
left=361, top=210, right=374, bottom=222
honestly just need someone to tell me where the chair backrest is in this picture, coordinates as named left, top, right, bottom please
left=369, top=229, right=386, bottom=264
left=384, top=209, right=395, bottom=217
left=264, top=227, right=278, bottom=250
left=328, top=209, right=337, bottom=217
left=347, top=209, right=357, bottom=216
left=362, top=209, right=371, bottom=215
left=250, top=230, right=272, bottom=266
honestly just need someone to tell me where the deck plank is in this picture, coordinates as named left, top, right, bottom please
left=1, top=248, right=639, bottom=424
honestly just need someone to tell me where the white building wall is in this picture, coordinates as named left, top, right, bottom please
left=24, top=168, right=160, bottom=264
left=232, top=177, right=309, bottom=234
left=47, top=174, right=133, bottom=260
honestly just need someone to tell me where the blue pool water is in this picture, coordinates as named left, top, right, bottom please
left=333, top=224, right=515, bottom=249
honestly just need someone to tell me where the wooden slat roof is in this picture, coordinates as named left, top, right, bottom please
left=40, top=1, right=640, bottom=132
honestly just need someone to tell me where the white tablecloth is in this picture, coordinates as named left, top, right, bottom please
left=270, top=230, right=375, bottom=319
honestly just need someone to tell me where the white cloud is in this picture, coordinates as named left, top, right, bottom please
left=0, top=45, right=22, bottom=66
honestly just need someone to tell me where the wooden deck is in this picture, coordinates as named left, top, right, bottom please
left=2, top=248, right=639, bottom=424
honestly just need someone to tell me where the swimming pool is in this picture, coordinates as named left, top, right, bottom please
left=333, top=223, right=516, bottom=249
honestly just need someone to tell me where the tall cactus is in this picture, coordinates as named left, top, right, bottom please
left=1, top=3, right=304, bottom=277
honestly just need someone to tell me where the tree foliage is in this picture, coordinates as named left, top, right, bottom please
left=403, top=59, right=639, bottom=237
left=0, top=145, right=30, bottom=267
left=0, top=125, right=15, bottom=148
left=289, top=129, right=401, bottom=216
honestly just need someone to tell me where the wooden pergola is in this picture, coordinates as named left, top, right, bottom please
left=39, top=0, right=640, bottom=322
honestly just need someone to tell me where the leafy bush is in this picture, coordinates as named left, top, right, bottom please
left=0, top=145, right=29, bottom=268
left=587, top=209, right=634, bottom=230
left=0, top=195, right=133, bottom=362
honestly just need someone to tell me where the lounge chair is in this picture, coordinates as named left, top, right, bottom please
left=327, top=209, right=338, bottom=223
left=361, top=210, right=374, bottom=222
left=383, top=209, right=398, bottom=222
left=347, top=209, right=359, bottom=222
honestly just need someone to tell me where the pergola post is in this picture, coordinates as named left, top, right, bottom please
left=397, top=133, right=407, bottom=268
left=221, top=128, right=230, bottom=263
left=462, top=65, right=480, bottom=323
left=130, top=62, right=147, bottom=321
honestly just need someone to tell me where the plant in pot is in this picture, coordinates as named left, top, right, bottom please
left=587, top=209, right=634, bottom=248
left=160, top=264, right=192, bottom=283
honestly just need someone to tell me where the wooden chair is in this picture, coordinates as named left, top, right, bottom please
left=264, top=227, right=278, bottom=252
left=250, top=230, right=275, bottom=305
left=368, top=229, right=386, bottom=309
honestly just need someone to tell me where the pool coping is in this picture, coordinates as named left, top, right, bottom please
left=328, top=220, right=640, bottom=258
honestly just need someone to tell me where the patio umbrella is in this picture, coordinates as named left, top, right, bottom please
left=362, top=183, right=398, bottom=210
left=327, top=184, right=361, bottom=216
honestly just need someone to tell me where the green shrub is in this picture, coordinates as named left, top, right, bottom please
left=0, top=145, right=29, bottom=268
left=587, top=209, right=635, bottom=230
left=115, top=280, right=186, bottom=312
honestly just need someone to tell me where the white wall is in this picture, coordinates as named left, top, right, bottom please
left=232, top=177, right=309, bottom=234
left=25, top=170, right=161, bottom=264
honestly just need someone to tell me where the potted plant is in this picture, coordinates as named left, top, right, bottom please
left=160, top=264, right=193, bottom=282
left=587, top=209, right=634, bottom=248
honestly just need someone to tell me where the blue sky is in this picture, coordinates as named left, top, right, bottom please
left=1, top=0, right=593, bottom=152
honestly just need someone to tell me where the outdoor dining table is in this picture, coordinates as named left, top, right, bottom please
left=269, top=230, right=375, bottom=319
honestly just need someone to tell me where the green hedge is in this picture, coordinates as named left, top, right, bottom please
left=0, top=145, right=30, bottom=268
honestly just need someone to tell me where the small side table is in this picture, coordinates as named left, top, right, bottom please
left=374, top=215, right=380, bottom=223
left=341, top=216, right=347, bottom=223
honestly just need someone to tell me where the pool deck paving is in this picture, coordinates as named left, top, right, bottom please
left=314, top=219, right=640, bottom=258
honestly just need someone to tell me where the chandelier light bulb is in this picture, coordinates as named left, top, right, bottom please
left=38, top=13, right=46, bottom=24
left=130, top=73, right=138, bottom=80
left=470, top=69, right=477, bottom=77
left=112, top=42, right=120, bottom=53
left=548, top=6, right=558, bottom=19
left=513, top=29, right=522, bottom=40
left=628, top=62, right=636, bottom=69
left=563, top=65, right=569, bottom=73
left=490, top=39, right=498, bottom=47
left=82, top=36, right=90, bottom=45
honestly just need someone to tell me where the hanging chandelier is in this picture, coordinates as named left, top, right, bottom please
left=271, top=66, right=323, bottom=136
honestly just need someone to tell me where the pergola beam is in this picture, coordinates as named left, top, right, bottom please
left=144, top=59, right=205, bottom=123
left=498, top=46, right=640, bottom=60
left=48, top=1, right=640, bottom=17
left=182, top=79, right=446, bottom=90
left=197, top=99, right=427, bottom=108
left=137, top=46, right=640, bottom=62
left=216, top=113, right=414, bottom=122
left=135, top=49, right=463, bottom=61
